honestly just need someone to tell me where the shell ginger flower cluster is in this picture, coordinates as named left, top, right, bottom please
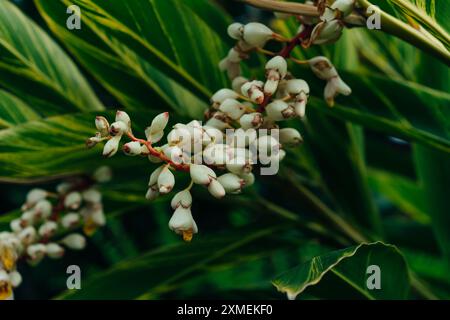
left=86, top=76, right=303, bottom=242
left=87, top=0, right=357, bottom=243
left=0, top=167, right=111, bottom=300
left=220, top=0, right=355, bottom=106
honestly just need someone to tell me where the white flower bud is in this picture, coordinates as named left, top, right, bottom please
left=148, top=165, right=165, bottom=187
left=211, top=89, right=239, bottom=107
left=46, top=243, right=65, bottom=259
left=202, top=126, right=223, bottom=146
left=26, top=244, right=46, bottom=264
left=0, top=243, right=18, bottom=272
left=86, top=135, right=101, bottom=149
left=168, top=207, right=198, bottom=242
left=145, top=187, right=159, bottom=201
left=9, top=271, right=22, bottom=288
left=82, top=189, right=102, bottom=203
left=20, top=211, right=35, bottom=226
left=232, top=76, right=248, bottom=93
left=308, top=56, right=338, bottom=80
left=265, top=57, right=287, bottom=94
left=56, top=182, right=72, bottom=194
left=324, top=76, right=352, bottom=106
left=311, top=20, right=343, bottom=45
left=95, top=116, right=109, bottom=137
left=243, top=22, right=274, bottom=47
left=0, top=269, right=13, bottom=300
left=241, top=80, right=265, bottom=104
left=279, top=128, right=303, bottom=147
left=227, top=128, right=257, bottom=148
left=266, top=56, right=287, bottom=78
left=232, top=147, right=254, bottom=161
left=102, top=135, right=121, bottom=158
left=286, top=79, right=310, bottom=96
left=61, top=234, right=86, bottom=250
left=18, top=227, right=36, bottom=245
left=226, top=156, right=253, bottom=175
left=239, top=113, right=263, bottom=130
left=190, top=164, right=216, bottom=185
left=123, top=141, right=143, bottom=156
left=207, top=179, right=226, bottom=199
left=266, top=100, right=296, bottom=121
left=219, top=99, right=245, bottom=120
left=217, top=173, right=245, bottom=194
left=61, top=213, right=80, bottom=229
left=25, top=188, right=47, bottom=207
left=240, top=172, right=255, bottom=187
left=33, top=199, right=52, bottom=219
left=226, top=48, right=242, bottom=63
left=157, top=167, right=175, bottom=194
left=331, top=0, right=355, bottom=18
left=93, top=166, right=112, bottom=183
left=167, top=125, right=190, bottom=145
left=38, top=221, right=58, bottom=238
left=227, top=22, right=244, bottom=40
left=203, top=144, right=233, bottom=165
left=109, top=121, right=128, bottom=136
left=270, top=148, right=286, bottom=163
left=205, top=112, right=229, bottom=130
left=253, top=135, right=281, bottom=155
left=145, top=112, right=169, bottom=143
left=293, top=100, right=307, bottom=118
left=115, top=110, right=131, bottom=129
left=321, top=7, right=337, bottom=22
left=89, top=208, right=106, bottom=227
left=171, top=190, right=192, bottom=209
left=163, top=145, right=184, bottom=164
left=10, top=219, right=22, bottom=233
left=64, top=192, right=82, bottom=210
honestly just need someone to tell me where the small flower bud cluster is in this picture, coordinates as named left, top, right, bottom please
left=219, top=22, right=283, bottom=79
left=88, top=6, right=356, bottom=243
left=89, top=77, right=305, bottom=241
left=309, top=0, right=356, bottom=45
left=308, top=56, right=351, bottom=106
left=0, top=167, right=111, bottom=300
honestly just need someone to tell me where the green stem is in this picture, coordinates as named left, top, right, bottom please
left=357, top=0, right=450, bottom=66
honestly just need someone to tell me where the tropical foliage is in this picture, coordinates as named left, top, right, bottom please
left=0, top=0, right=448, bottom=299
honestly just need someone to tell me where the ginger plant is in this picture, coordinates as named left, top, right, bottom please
left=86, top=0, right=357, bottom=243
left=0, top=167, right=111, bottom=300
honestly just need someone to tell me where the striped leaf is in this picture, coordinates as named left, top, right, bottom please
left=35, top=0, right=229, bottom=117
left=273, top=242, right=410, bottom=300
left=0, top=112, right=149, bottom=182
left=0, top=90, right=40, bottom=128
left=380, top=0, right=450, bottom=50
left=0, top=0, right=104, bottom=115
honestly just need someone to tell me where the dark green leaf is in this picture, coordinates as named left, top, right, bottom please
left=273, top=242, right=410, bottom=300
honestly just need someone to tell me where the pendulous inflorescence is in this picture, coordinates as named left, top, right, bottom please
left=0, top=167, right=111, bottom=300
left=86, top=0, right=357, bottom=243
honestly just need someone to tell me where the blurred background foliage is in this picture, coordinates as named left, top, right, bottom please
left=0, top=0, right=449, bottom=299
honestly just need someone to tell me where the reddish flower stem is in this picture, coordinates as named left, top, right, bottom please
left=126, top=132, right=190, bottom=172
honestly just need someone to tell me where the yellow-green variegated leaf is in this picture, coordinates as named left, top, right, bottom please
left=379, top=0, right=450, bottom=50
left=0, top=90, right=40, bottom=128
left=0, top=0, right=104, bottom=115
left=35, top=0, right=229, bottom=117
left=273, top=242, right=410, bottom=300
left=0, top=112, right=148, bottom=182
